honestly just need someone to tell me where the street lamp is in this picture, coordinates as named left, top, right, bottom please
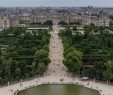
left=8, top=81, right=9, bottom=86
left=94, top=78, right=95, bottom=82
left=20, top=79, right=23, bottom=87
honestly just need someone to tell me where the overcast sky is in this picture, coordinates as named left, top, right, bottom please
left=0, top=0, right=113, bottom=7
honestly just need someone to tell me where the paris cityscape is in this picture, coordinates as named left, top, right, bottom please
left=0, top=0, right=113, bottom=95
left=0, top=6, right=112, bottom=30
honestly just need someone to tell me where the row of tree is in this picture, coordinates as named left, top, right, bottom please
left=59, top=27, right=113, bottom=83
left=30, top=20, right=53, bottom=26
left=0, top=28, right=50, bottom=85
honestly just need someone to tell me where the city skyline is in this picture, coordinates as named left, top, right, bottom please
left=0, top=0, right=113, bottom=7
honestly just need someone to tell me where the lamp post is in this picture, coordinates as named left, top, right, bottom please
left=20, top=79, right=22, bottom=87
left=8, top=81, right=9, bottom=86
left=94, top=78, right=95, bottom=82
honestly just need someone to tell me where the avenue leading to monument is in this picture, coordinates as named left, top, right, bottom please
left=45, top=25, right=67, bottom=76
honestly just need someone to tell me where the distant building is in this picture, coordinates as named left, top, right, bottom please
left=82, top=16, right=110, bottom=26
left=0, top=17, right=3, bottom=31
left=0, top=8, right=110, bottom=29
left=1, top=13, right=10, bottom=29
left=10, top=14, right=109, bottom=27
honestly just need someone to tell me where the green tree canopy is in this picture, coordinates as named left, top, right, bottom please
left=64, top=49, right=83, bottom=75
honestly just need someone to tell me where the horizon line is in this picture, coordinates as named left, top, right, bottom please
left=0, top=6, right=113, bottom=8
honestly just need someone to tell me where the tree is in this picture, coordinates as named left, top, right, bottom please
left=33, top=49, right=50, bottom=75
left=0, top=27, right=50, bottom=84
left=64, top=47, right=75, bottom=57
left=43, top=20, right=53, bottom=26
left=15, top=68, right=21, bottom=79
left=34, top=49, right=48, bottom=61
left=34, top=49, right=49, bottom=67
left=73, top=26, right=77, bottom=31
left=0, top=47, right=2, bottom=56
left=0, top=77, right=3, bottom=85
left=90, top=23, right=95, bottom=27
left=18, top=60, right=27, bottom=78
left=84, top=26, right=93, bottom=38
left=58, top=21, right=68, bottom=25
left=64, top=49, right=83, bottom=75
left=42, top=44, right=49, bottom=51
left=63, top=37, right=72, bottom=50
left=3, top=60, right=11, bottom=81
left=38, top=63, right=47, bottom=75
left=103, top=61, right=113, bottom=83
left=94, top=63, right=104, bottom=80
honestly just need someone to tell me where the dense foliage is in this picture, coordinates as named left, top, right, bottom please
left=59, top=26, right=113, bottom=82
left=30, top=20, right=53, bottom=26
left=58, top=21, right=81, bottom=25
left=0, top=27, right=50, bottom=85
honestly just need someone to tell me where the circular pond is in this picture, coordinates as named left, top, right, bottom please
left=18, top=84, right=100, bottom=95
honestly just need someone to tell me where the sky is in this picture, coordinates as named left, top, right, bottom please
left=0, top=0, right=113, bottom=7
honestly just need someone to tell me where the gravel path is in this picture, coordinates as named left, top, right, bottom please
left=44, top=25, right=67, bottom=77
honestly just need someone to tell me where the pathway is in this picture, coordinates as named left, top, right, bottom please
left=44, top=25, right=67, bottom=76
